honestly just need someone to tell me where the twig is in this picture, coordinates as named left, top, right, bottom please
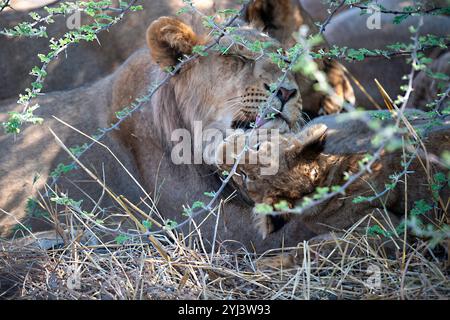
left=436, top=86, right=450, bottom=113
left=353, top=4, right=447, bottom=16
left=319, top=0, right=346, bottom=34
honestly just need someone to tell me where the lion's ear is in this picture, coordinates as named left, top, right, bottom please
left=320, top=60, right=356, bottom=115
left=285, top=124, right=328, bottom=163
left=146, top=17, right=201, bottom=68
left=244, top=0, right=313, bottom=43
left=303, top=125, right=328, bottom=158
left=245, top=0, right=292, bottom=30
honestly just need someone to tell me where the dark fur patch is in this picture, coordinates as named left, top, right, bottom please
left=269, top=214, right=289, bottom=233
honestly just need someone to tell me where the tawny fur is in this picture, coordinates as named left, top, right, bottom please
left=244, top=0, right=356, bottom=118
left=245, top=0, right=308, bottom=46
left=0, top=16, right=317, bottom=253
left=146, top=17, right=203, bottom=68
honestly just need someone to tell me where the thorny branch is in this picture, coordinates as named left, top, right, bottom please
left=1, top=0, right=141, bottom=137
left=319, top=0, right=345, bottom=34
left=436, top=86, right=450, bottom=113
left=352, top=4, right=448, bottom=16
left=0, top=1, right=138, bottom=37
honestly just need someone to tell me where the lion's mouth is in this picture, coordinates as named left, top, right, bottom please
left=231, top=119, right=255, bottom=131
left=231, top=113, right=290, bottom=131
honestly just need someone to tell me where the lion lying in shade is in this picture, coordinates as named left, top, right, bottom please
left=0, top=0, right=354, bottom=119
left=218, top=111, right=450, bottom=241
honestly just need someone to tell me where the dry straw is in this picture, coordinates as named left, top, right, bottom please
left=1, top=212, right=448, bottom=300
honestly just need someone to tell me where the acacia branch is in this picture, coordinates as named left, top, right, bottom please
left=319, top=0, right=346, bottom=34
left=353, top=4, right=447, bottom=16
left=436, top=86, right=450, bottom=113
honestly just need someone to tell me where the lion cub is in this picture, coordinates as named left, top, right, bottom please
left=226, top=112, right=450, bottom=239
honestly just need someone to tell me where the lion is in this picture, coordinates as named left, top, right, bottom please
left=0, top=0, right=188, bottom=100
left=408, top=51, right=450, bottom=110
left=218, top=112, right=449, bottom=246
left=3, top=0, right=449, bottom=113
left=300, top=0, right=450, bottom=22
left=0, top=15, right=323, bottom=252
left=0, top=0, right=355, bottom=118
left=323, top=6, right=450, bottom=109
left=2, top=0, right=57, bottom=11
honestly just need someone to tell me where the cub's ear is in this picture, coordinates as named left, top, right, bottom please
left=285, top=124, right=327, bottom=162
left=298, top=124, right=328, bottom=149
left=146, top=17, right=201, bottom=68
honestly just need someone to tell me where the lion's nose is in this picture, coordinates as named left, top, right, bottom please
left=264, top=84, right=298, bottom=106
left=277, top=87, right=297, bottom=105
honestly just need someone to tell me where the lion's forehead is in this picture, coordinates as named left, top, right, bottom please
left=235, top=28, right=279, bottom=48
left=233, top=27, right=273, bottom=41
left=217, top=27, right=281, bottom=57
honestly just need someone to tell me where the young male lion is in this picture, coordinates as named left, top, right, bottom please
left=0, top=0, right=354, bottom=120
left=0, top=14, right=321, bottom=252
left=217, top=112, right=450, bottom=241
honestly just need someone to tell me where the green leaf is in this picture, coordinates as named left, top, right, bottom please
left=115, top=234, right=129, bottom=245
left=274, top=200, right=290, bottom=211
left=142, top=220, right=152, bottom=230
left=254, top=203, right=273, bottom=215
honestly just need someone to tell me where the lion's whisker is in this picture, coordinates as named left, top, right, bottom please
left=224, top=97, right=243, bottom=105
left=225, top=102, right=243, bottom=109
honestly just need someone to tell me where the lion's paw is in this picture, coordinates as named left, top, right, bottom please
left=256, top=253, right=297, bottom=270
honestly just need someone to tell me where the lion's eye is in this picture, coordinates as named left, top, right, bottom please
left=310, top=168, right=318, bottom=181
left=233, top=55, right=249, bottom=64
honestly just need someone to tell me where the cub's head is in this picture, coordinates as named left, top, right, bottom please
left=237, top=124, right=329, bottom=205
left=146, top=16, right=303, bottom=138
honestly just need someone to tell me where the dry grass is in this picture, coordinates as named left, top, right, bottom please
left=1, top=106, right=448, bottom=300
left=1, top=222, right=448, bottom=300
